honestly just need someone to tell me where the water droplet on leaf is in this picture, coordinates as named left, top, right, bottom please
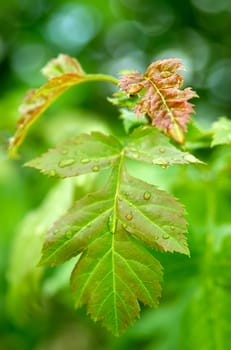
left=65, top=231, right=73, bottom=239
left=162, top=233, right=170, bottom=239
left=107, top=215, right=114, bottom=232
left=61, top=148, right=68, bottom=155
left=132, top=152, right=139, bottom=159
left=81, top=158, right=90, bottom=164
left=58, top=158, right=75, bottom=168
left=159, top=147, right=165, bottom=153
left=49, top=169, right=57, bottom=177
left=53, top=229, right=59, bottom=235
left=143, top=191, right=151, bottom=200
left=183, top=154, right=196, bottom=162
left=92, top=165, right=99, bottom=172
left=125, top=213, right=133, bottom=221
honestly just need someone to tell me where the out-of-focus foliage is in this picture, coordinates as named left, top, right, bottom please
left=0, top=0, right=230, bottom=349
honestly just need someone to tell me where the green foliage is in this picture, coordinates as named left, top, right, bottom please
left=6, top=54, right=231, bottom=341
left=211, top=117, right=231, bottom=147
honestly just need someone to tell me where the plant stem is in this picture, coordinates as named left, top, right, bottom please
left=85, top=74, right=118, bottom=86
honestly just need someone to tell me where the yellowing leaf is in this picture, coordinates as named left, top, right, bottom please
left=8, top=56, right=86, bottom=158
left=41, top=53, right=85, bottom=79
left=8, top=54, right=118, bottom=158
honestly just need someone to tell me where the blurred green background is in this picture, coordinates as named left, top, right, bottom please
left=0, top=1, right=231, bottom=349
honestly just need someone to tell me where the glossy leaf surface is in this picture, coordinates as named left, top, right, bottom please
left=26, top=132, right=122, bottom=178
left=39, top=163, right=188, bottom=334
left=125, top=127, right=203, bottom=166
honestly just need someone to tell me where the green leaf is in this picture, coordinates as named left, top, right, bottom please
left=118, top=169, right=189, bottom=255
left=119, top=109, right=147, bottom=134
left=39, top=161, right=189, bottom=334
left=25, top=132, right=122, bottom=178
left=180, top=234, right=231, bottom=350
left=181, top=285, right=231, bottom=350
left=71, top=226, right=162, bottom=336
left=211, top=117, right=231, bottom=147
left=6, top=179, right=74, bottom=324
left=125, top=127, right=203, bottom=166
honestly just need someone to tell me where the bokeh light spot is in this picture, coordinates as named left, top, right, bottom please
left=45, top=3, right=102, bottom=52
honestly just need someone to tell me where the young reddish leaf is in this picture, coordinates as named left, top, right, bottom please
left=125, top=127, right=203, bottom=166
left=25, top=132, right=122, bottom=178
left=119, top=58, right=197, bottom=144
left=8, top=54, right=118, bottom=158
left=8, top=56, right=86, bottom=158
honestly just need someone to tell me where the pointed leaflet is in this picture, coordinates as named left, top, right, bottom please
left=117, top=168, right=189, bottom=255
left=40, top=161, right=189, bottom=267
left=39, top=169, right=163, bottom=334
left=8, top=55, right=86, bottom=158
left=125, top=127, right=202, bottom=166
left=119, top=58, right=197, bottom=144
left=39, top=161, right=188, bottom=333
left=25, top=132, right=122, bottom=178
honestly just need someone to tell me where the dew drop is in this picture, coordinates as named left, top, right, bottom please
left=170, top=225, right=175, bottom=231
left=92, top=165, right=99, bottom=172
left=61, top=148, right=68, bottom=155
left=132, top=152, right=139, bottom=159
left=58, top=158, right=75, bottom=168
left=81, top=158, right=90, bottom=164
left=183, top=154, right=196, bottom=162
left=162, top=233, right=170, bottom=239
left=107, top=215, right=114, bottom=232
left=65, top=231, right=73, bottom=239
left=125, top=213, right=133, bottom=221
left=49, top=169, right=57, bottom=177
left=143, top=191, right=151, bottom=200
left=122, top=223, right=127, bottom=229
left=53, top=229, right=59, bottom=235
left=159, top=147, right=165, bottom=153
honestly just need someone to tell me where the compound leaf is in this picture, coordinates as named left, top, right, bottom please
left=125, top=127, right=202, bottom=166
left=25, top=132, right=122, bottom=178
left=39, top=161, right=189, bottom=334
